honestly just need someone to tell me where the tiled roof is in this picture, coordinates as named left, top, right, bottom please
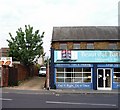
left=52, top=26, right=119, bottom=41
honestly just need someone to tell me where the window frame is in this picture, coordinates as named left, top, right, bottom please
left=56, top=67, right=92, bottom=83
left=73, top=43, right=80, bottom=49
left=87, top=43, right=94, bottom=49
left=109, top=43, right=117, bottom=50
left=60, top=43, right=67, bottom=50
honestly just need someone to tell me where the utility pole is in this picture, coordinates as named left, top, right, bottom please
left=46, top=57, right=50, bottom=90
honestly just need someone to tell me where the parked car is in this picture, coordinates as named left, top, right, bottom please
left=39, top=66, right=46, bottom=76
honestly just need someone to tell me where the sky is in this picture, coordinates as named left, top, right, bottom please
left=0, top=0, right=119, bottom=57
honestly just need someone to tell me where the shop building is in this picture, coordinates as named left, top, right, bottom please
left=50, top=26, right=120, bottom=90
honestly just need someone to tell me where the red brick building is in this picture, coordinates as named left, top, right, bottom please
left=50, top=26, right=120, bottom=90
left=0, top=48, right=10, bottom=57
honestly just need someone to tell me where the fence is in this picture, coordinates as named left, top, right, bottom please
left=1, top=64, right=38, bottom=87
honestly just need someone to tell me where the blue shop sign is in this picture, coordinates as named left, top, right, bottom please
left=55, top=64, right=93, bottom=68
left=54, top=50, right=120, bottom=63
left=113, top=82, right=120, bottom=89
left=56, top=83, right=92, bottom=89
left=97, top=64, right=120, bottom=67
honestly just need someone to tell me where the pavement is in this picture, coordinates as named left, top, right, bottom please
left=1, top=76, right=120, bottom=94
left=50, top=89, right=120, bottom=94
left=1, top=87, right=120, bottom=95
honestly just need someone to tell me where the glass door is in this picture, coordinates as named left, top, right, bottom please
left=97, top=68, right=112, bottom=90
left=98, top=69, right=104, bottom=88
left=105, top=69, right=111, bottom=88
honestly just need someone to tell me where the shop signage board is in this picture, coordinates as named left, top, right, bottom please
left=54, top=50, right=120, bottom=63
left=55, top=64, right=93, bottom=67
left=0, top=57, right=12, bottom=67
left=56, top=83, right=92, bottom=89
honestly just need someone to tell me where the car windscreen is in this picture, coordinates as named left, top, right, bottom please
left=41, top=68, right=46, bottom=71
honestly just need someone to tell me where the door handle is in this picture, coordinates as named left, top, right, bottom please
left=103, top=77, right=106, bottom=80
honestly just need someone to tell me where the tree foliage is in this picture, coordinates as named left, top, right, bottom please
left=7, top=25, right=45, bottom=66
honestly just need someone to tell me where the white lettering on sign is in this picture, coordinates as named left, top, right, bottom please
left=110, top=51, right=120, bottom=57
left=81, top=51, right=120, bottom=57
left=54, top=50, right=120, bottom=63
left=81, top=52, right=97, bottom=57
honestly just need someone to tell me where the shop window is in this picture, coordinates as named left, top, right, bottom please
left=113, top=68, right=120, bottom=82
left=114, top=73, right=120, bottom=77
left=83, top=73, right=91, bottom=77
left=74, top=68, right=82, bottom=72
left=114, top=68, right=120, bottom=72
left=65, top=68, right=73, bottom=76
left=56, top=67, right=92, bottom=83
left=74, top=68, right=82, bottom=77
left=65, top=68, right=73, bottom=82
left=57, top=68, right=64, bottom=72
left=65, top=78, right=71, bottom=82
left=83, top=68, right=91, bottom=82
left=56, top=73, right=64, bottom=77
left=114, top=73, right=120, bottom=82
left=56, top=68, right=64, bottom=77
left=83, top=73, right=91, bottom=82
left=83, top=68, right=91, bottom=72
left=83, top=78, right=91, bottom=82
left=56, top=78, right=64, bottom=82
left=60, top=43, right=67, bottom=50
left=74, top=73, right=82, bottom=77
left=56, top=68, right=65, bottom=82
left=74, top=78, right=82, bottom=82
left=73, top=43, right=80, bottom=49
left=65, top=72, right=72, bottom=77
left=87, top=43, right=94, bottom=49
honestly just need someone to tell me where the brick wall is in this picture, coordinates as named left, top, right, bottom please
left=52, top=41, right=120, bottom=50
left=117, top=42, right=120, bottom=49
left=94, top=42, right=109, bottom=49
left=80, top=42, right=87, bottom=49
left=52, top=42, right=60, bottom=49
left=67, top=42, right=73, bottom=49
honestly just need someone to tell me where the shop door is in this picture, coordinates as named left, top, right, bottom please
left=97, top=68, right=112, bottom=90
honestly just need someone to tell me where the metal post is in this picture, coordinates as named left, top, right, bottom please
left=46, top=57, right=50, bottom=90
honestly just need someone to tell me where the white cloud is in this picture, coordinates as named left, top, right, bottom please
left=0, top=0, right=119, bottom=56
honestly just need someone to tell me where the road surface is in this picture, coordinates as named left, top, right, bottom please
left=2, top=91, right=119, bottom=109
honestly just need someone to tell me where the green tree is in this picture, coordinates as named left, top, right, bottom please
left=7, top=25, right=45, bottom=66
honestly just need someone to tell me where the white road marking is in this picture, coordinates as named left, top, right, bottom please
left=2, top=92, right=9, bottom=93
left=0, top=98, right=13, bottom=101
left=46, top=101, right=117, bottom=107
